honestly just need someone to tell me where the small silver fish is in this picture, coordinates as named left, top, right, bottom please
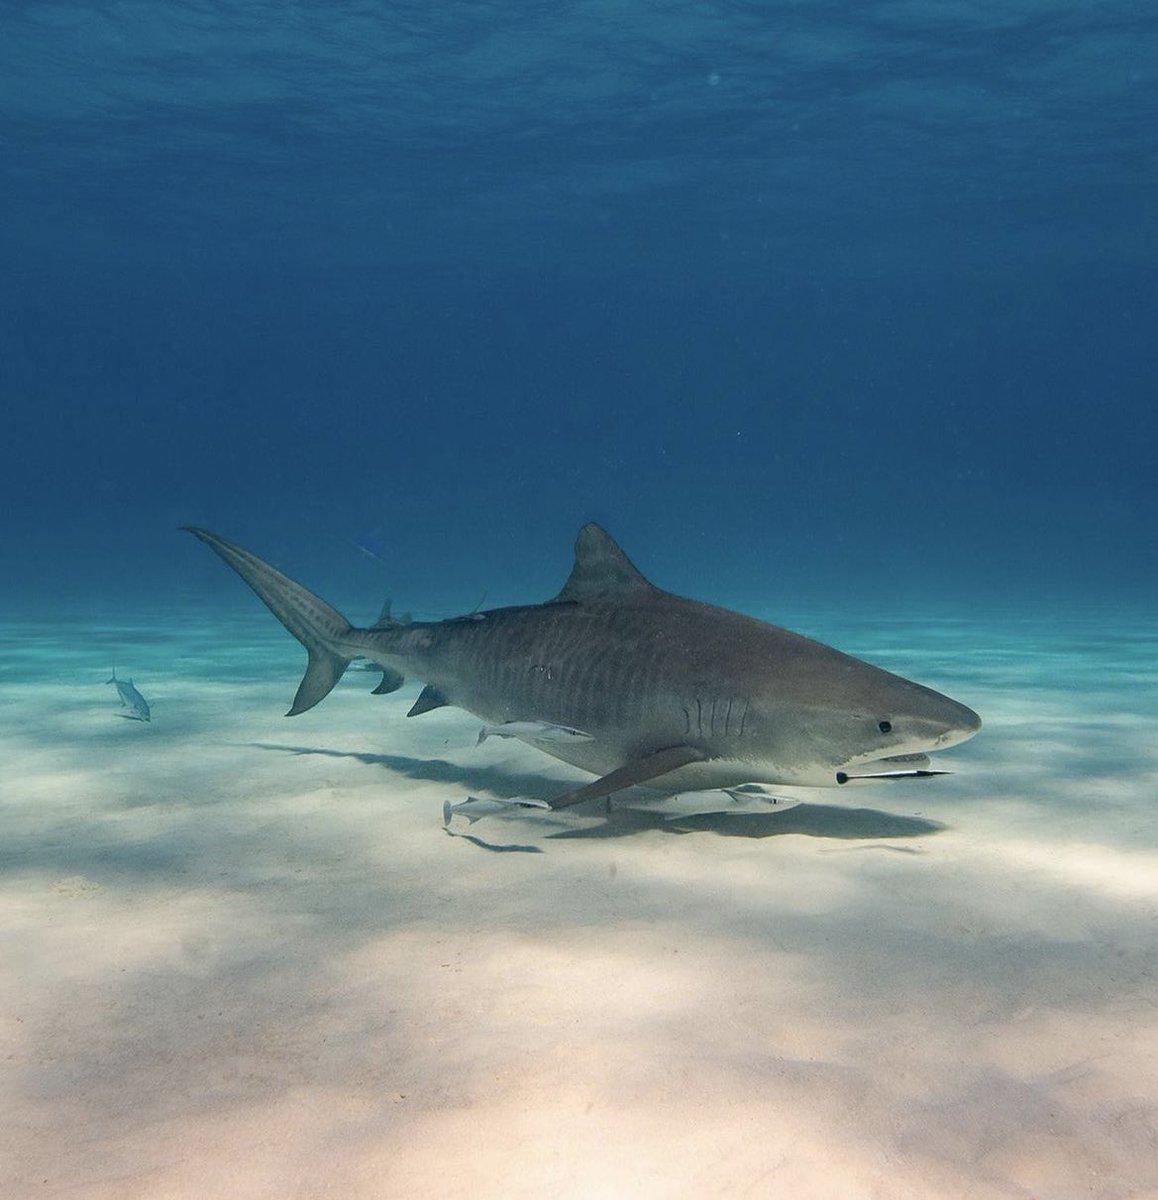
left=476, top=720, right=594, bottom=747
left=443, top=795, right=551, bottom=826
left=106, top=668, right=151, bottom=722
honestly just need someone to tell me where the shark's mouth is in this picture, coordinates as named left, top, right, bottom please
left=835, top=753, right=950, bottom=785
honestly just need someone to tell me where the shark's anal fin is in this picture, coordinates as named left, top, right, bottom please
left=372, top=667, right=405, bottom=695
left=407, top=683, right=449, bottom=717
left=548, top=745, right=709, bottom=810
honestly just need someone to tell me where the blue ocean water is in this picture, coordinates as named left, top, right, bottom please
left=2, top=1, right=1155, bottom=617
left=4, top=6, right=1158, bottom=1197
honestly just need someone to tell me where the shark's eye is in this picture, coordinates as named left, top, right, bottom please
left=878, top=720, right=893, bottom=734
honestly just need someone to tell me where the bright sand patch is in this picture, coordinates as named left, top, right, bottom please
left=2, top=612, right=1157, bottom=1198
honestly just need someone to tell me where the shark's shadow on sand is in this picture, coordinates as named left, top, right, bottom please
left=247, top=741, right=573, bottom=800
left=249, top=742, right=947, bottom=847
left=545, top=804, right=945, bottom=843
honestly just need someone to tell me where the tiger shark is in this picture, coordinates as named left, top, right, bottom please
left=183, top=524, right=980, bottom=811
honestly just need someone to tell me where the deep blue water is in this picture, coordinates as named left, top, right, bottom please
left=2, top=1, right=1155, bottom=619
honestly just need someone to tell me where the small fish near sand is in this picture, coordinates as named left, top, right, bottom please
left=443, top=795, right=552, bottom=826
left=106, top=668, right=151, bottom=722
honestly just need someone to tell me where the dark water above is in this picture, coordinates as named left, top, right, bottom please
left=2, top=1, right=1156, bottom=616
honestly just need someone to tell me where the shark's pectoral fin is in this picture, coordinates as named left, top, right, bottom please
left=548, top=744, right=709, bottom=811
left=371, top=667, right=405, bottom=695
left=408, top=683, right=449, bottom=717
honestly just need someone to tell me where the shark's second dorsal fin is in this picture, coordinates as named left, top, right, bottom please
left=554, top=524, right=653, bottom=604
left=371, top=599, right=396, bottom=630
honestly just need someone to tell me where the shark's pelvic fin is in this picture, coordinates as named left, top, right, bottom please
left=408, top=683, right=449, bottom=717
left=547, top=744, right=708, bottom=810
left=553, top=523, right=655, bottom=604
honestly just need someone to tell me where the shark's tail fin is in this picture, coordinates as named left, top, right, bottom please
left=106, top=665, right=117, bottom=685
left=183, top=527, right=357, bottom=716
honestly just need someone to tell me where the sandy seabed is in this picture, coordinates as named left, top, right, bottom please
left=2, top=608, right=1157, bottom=1199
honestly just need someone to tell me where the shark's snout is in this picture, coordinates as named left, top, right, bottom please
left=836, top=688, right=981, bottom=785
left=934, top=700, right=982, bottom=749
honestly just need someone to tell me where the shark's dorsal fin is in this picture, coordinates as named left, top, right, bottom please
left=371, top=599, right=395, bottom=630
left=554, top=524, right=653, bottom=603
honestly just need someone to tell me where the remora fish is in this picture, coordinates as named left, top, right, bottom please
left=182, top=524, right=980, bottom=808
left=106, top=667, right=151, bottom=722
left=476, top=720, right=595, bottom=746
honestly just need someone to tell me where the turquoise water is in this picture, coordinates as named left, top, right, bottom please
left=3, top=601, right=1157, bottom=1196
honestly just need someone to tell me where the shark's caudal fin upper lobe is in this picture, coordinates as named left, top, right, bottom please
left=182, top=527, right=355, bottom=715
